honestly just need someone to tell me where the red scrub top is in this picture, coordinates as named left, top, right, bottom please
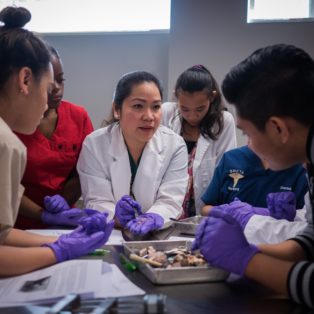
left=15, top=100, right=94, bottom=229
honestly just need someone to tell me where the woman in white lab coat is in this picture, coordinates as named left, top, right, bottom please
left=162, top=65, right=237, bottom=217
left=77, top=71, right=188, bottom=235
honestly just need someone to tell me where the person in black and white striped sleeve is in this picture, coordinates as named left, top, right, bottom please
left=191, top=44, right=314, bottom=308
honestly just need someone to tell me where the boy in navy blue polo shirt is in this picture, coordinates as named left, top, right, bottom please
left=201, top=145, right=307, bottom=210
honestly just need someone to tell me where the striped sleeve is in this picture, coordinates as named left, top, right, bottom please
left=290, top=225, right=314, bottom=261
left=288, top=261, right=314, bottom=308
left=288, top=225, right=314, bottom=308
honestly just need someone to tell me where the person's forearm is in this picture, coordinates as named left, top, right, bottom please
left=245, top=253, right=294, bottom=295
left=19, top=195, right=43, bottom=220
left=3, top=228, right=57, bottom=247
left=61, top=174, right=81, bottom=206
left=0, top=245, right=56, bottom=276
left=258, top=240, right=306, bottom=262
left=201, top=205, right=214, bottom=216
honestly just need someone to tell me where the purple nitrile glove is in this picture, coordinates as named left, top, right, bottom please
left=266, top=191, right=296, bottom=221
left=42, top=208, right=86, bottom=226
left=115, top=195, right=143, bottom=228
left=78, top=211, right=110, bottom=234
left=44, top=221, right=114, bottom=263
left=44, top=195, right=70, bottom=213
left=191, top=209, right=260, bottom=276
left=126, top=213, right=164, bottom=235
left=214, top=198, right=270, bottom=229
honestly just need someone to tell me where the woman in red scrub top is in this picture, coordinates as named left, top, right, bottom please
left=15, top=45, right=94, bottom=229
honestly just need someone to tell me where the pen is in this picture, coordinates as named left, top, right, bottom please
left=88, top=249, right=110, bottom=256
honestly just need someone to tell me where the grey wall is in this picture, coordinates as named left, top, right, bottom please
left=45, top=33, right=169, bottom=128
left=45, top=0, right=314, bottom=144
left=169, top=0, right=314, bottom=146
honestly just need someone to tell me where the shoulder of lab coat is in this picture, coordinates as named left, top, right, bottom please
left=161, top=102, right=181, bottom=133
left=77, top=123, right=126, bottom=219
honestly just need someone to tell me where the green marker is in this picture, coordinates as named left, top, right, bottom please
left=88, top=249, right=110, bottom=256
left=119, top=253, right=137, bottom=272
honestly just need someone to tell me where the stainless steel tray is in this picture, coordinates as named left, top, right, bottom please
left=123, top=240, right=229, bottom=285
left=121, top=216, right=205, bottom=242
left=172, top=215, right=205, bottom=235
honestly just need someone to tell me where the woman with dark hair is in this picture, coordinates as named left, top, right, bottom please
left=0, top=6, right=112, bottom=277
left=162, top=65, right=237, bottom=217
left=77, top=71, right=188, bottom=236
left=14, top=44, right=94, bottom=230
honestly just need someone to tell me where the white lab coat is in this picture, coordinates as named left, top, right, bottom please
left=244, top=192, right=310, bottom=245
left=161, top=102, right=237, bottom=214
left=77, top=123, right=188, bottom=225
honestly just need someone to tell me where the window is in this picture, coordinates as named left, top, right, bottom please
left=0, top=0, right=171, bottom=34
left=247, top=0, right=314, bottom=23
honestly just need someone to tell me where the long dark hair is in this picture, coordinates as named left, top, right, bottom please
left=175, top=65, right=224, bottom=140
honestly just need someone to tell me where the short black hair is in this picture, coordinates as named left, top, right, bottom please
left=222, top=44, right=314, bottom=130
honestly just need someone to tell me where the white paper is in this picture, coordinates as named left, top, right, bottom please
left=94, top=263, right=145, bottom=298
left=0, top=259, right=102, bottom=306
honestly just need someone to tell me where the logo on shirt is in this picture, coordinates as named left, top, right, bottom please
left=228, top=170, right=244, bottom=188
left=280, top=186, right=292, bottom=191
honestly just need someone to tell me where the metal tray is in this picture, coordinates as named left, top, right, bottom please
left=121, top=216, right=205, bottom=242
left=172, top=215, right=205, bottom=235
left=123, top=240, right=229, bottom=285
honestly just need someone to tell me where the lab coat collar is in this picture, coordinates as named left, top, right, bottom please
left=193, top=134, right=210, bottom=170
left=108, top=123, right=127, bottom=159
left=132, top=128, right=165, bottom=208
left=108, top=124, right=131, bottom=199
left=108, top=124, right=165, bottom=205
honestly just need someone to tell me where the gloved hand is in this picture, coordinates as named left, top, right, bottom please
left=115, top=195, right=142, bottom=227
left=42, top=208, right=99, bottom=227
left=42, top=207, right=86, bottom=226
left=78, top=211, right=110, bottom=234
left=191, top=209, right=260, bottom=275
left=43, top=221, right=114, bottom=262
left=44, top=195, right=70, bottom=213
left=266, top=191, right=296, bottom=221
left=212, top=198, right=270, bottom=229
left=126, top=213, right=164, bottom=235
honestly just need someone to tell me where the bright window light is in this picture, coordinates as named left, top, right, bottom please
left=0, top=0, right=171, bottom=34
left=247, top=0, right=313, bottom=23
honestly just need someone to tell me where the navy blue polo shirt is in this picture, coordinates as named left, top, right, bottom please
left=201, top=146, right=308, bottom=208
